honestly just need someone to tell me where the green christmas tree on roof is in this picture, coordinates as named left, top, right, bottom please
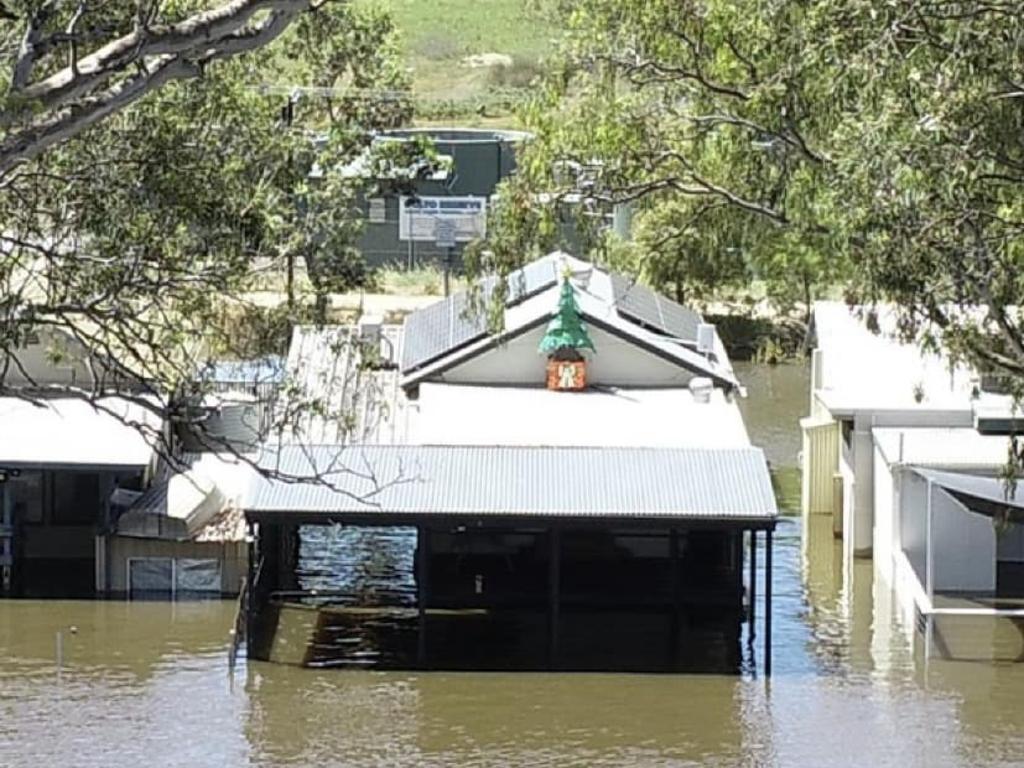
left=538, top=275, right=596, bottom=357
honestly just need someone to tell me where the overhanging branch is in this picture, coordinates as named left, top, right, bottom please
left=0, top=6, right=305, bottom=174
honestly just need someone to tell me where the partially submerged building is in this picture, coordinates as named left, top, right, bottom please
left=0, top=332, right=273, bottom=599
left=801, top=301, right=1024, bottom=661
left=243, top=253, right=779, bottom=672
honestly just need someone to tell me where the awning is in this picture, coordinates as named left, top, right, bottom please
left=245, top=444, right=779, bottom=526
left=915, top=468, right=1024, bottom=522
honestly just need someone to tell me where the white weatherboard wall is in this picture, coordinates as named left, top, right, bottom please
left=437, top=323, right=700, bottom=388
left=7, top=331, right=111, bottom=388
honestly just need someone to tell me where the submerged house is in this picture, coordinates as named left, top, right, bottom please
left=243, top=253, right=779, bottom=673
left=801, top=301, right=1024, bottom=661
left=0, top=329, right=272, bottom=599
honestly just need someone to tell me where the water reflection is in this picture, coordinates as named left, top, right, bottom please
left=4, top=514, right=1024, bottom=767
left=4, top=362, right=1024, bottom=765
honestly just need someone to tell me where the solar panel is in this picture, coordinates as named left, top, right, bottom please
left=400, top=292, right=489, bottom=373
left=610, top=273, right=701, bottom=343
left=506, top=257, right=558, bottom=304
left=400, top=258, right=559, bottom=373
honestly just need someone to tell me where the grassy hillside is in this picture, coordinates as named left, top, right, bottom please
left=363, top=0, right=556, bottom=122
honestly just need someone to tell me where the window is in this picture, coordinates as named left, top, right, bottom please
left=8, top=471, right=44, bottom=524
left=128, top=558, right=173, bottom=596
left=175, top=558, right=221, bottom=594
left=128, top=557, right=222, bottom=598
left=368, top=197, right=387, bottom=223
left=51, top=472, right=100, bottom=525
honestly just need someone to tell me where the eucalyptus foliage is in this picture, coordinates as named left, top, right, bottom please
left=486, top=0, right=1024, bottom=368
left=0, top=1, right=411, bottom=454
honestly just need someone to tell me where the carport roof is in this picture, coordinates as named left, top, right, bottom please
left=245, top=444, right=778, bottom=526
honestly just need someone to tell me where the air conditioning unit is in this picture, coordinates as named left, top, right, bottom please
left=696, top=323, right=716, bottom=355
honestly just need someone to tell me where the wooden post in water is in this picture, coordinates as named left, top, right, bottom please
left=548, top=528, right=561, bottom=669
left=417, top=526, right=430, bottom=668
left=764, top=528, right=773, bottom=678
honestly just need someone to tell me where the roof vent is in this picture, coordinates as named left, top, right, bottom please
left=696, top=323, right=716, bottom=355
left=689, top=376, right=714, bottom=404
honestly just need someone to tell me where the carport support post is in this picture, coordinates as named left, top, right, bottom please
left=548, top=528, right=561, bottom=668
left=245, top=522, right=256, bottom=653
left=764, top=527, right=773, bottom=678
left=669, top=528, right=680, bottom=667
left=417, top=525, right=430, bottom=668
left=748, top=530, right=757, bottom=644
left=925, top=478, right=934, bottom=661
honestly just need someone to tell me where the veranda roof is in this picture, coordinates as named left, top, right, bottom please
left=245, top=444, right=778, bottom=527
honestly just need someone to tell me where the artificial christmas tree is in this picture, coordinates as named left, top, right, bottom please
left=538, top=276, right=595, bottom=390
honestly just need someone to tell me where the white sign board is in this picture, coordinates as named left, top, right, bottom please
left=434, top=219, right=457, bottom=248
left=398, top=196, right=487, bottom=242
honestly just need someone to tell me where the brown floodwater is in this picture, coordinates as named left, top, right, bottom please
left=2, top=362, right=1024, bottom=767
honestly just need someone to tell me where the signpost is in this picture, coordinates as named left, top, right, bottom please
left=435, top=219, right=457, bottom=296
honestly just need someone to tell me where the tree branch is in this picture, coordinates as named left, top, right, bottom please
left=0, top=6, right=304, bottom=174
left=11, top=0, right=54, bottom=92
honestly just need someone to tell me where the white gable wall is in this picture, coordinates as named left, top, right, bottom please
left=432, top=323, right=700, bottom=387
left=6, top=329, right=109, bottom=388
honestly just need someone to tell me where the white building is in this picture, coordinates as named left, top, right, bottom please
left=801, top=301, right=1024, bottom=660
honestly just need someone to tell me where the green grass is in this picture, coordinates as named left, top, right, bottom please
left=377, top=265, right=467, bottom=296
left=360, top=0, right=556, bottom=116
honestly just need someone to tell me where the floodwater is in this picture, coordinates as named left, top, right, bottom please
left=3, top=362, right=1024, bottom=766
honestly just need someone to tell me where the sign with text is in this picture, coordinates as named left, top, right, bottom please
left=398, top=196, right=487, bottom=242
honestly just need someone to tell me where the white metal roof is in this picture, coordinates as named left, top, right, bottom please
left=411, top=383, right=750, bottom=448
left=0, top=396, right=158, bottom=469
left=812, top=301, right=980, bottom=416
left=873, top=427, right=1012, bottom=470
left=245, top=444, right=778, bottom=523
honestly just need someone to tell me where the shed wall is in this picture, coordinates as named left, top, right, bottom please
left=105, top=536, right=247, bottom=596
left=800, top=418, right=839, bottom=516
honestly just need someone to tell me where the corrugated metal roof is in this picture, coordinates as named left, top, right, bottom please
left=610, top=273, right=701, bottom=344
left=811, top=301, right=994, bottom=415
left=276, top=325, right=411, bottom=445
left=245, top=445, right=777, bottom=522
